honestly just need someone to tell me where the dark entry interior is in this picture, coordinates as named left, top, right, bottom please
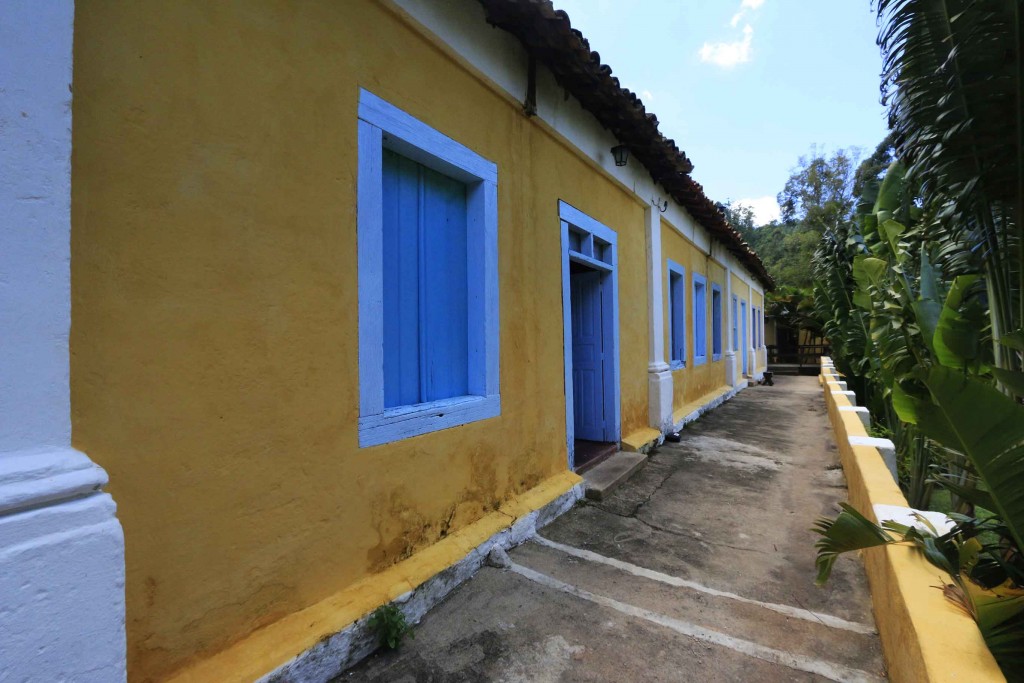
left=573, top=439, right=617, bottom=473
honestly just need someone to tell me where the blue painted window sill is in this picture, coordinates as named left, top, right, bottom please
left=694, top=356, right=707, bottom=366
left=670, top=360, right=686, bottom=371
left=712, top=354, right=722, bottom=362
left=359, top=394, right=500, bottom=447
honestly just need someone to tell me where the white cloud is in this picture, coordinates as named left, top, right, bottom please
left=735, top=196, right=780, bottom=225
left=729, top=0, right=764, bottom=28
left=698, top=25, right=754, bottom=68
left=641, top=89, right=655, bottom=102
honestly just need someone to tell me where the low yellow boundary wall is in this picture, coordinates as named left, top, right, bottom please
left=819, top=358, right=1004, bottom=683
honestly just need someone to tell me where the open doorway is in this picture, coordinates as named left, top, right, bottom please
left=559, top=202, right=620, bottom=471
left=570, top=262, right=615, bottom=471
left=741, top=299, right=749, bottom=375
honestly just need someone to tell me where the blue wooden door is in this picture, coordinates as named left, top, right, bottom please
left=571, top=270, right=605, bottom=440
left=741, top=301, right=748, bottom=374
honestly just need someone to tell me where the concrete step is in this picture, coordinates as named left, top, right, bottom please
left=582, top=451, right=646, bottom=501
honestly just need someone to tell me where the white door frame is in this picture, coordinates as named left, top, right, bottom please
left=559, top=201, right=620, bottom=469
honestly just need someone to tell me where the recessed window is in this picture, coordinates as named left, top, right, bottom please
left=711, top=283, right=723, bottom=361
left=357, top=90, right=499, bottom=447
left=667, top=260, right=686, bottom=369
left=693, top=272, right=707, bottom=365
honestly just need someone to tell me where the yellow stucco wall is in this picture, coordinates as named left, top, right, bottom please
left=660, top=221, right=728, bottom=411
left=70, top=1, right=650, bottom=679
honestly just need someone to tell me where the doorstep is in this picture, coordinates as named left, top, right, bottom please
left=582, top=451, right=647, bottom=501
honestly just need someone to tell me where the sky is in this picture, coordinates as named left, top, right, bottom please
left=552, top=0, right=889, bottom=225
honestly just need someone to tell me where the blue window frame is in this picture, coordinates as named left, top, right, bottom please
left=692, top=272, right=708, bottom=365
left=711, top=283, right=723, bottom=361
left=731, top=295, right=739, bottom=351
left=357, top=90, right=500, bottom=447
left=667, top=260, right=686, bottom=369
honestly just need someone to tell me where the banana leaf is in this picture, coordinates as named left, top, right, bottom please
left=933, top=275, right=983, bottom=370
left=991, top=368, right=1024, bottom=398
left=929, top=473, right=996, bottom=513
left=912, top=248, right=943, bottom=354
left=961, top=579, right=1024, bottom=675
left=999, top=330, right=1024, bottom=352
left=918, top=366, right=1024, bottom=553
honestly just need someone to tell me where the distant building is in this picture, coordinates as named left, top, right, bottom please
left=0, top=1, right=771, bottom=680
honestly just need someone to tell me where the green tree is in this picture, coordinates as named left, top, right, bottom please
left=725, top=147, right=864, bottom=291
left=778, top=146, right=859, bottom=232
left=852, top=133, right=896, bottom=206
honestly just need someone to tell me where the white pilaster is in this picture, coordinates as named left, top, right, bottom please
left=0, top=2, right=127, bottom=680
left=723, top=262, right=738, bottom=387
left=644, top=205, right=674, bottom=431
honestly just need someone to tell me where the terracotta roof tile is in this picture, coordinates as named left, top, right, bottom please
left=477, top=0, right=774, bottom=288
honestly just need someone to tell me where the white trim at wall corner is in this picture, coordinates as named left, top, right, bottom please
left=1, top=2, right=126, bottom=679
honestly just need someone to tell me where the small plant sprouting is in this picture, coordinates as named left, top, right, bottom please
left=368, top=603, right=413, bottom=650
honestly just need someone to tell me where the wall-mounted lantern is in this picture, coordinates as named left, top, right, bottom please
left=611, top=144, right=629, bottom=167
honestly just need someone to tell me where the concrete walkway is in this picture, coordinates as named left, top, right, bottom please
left=341, top=376, right=886, bottom=682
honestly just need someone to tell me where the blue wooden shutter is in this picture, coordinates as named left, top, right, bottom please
left=419, top=164, right=469, bottom=402
left=382, top=150, right=469, bottom=408
left=383, top=150, right=422, bottom=407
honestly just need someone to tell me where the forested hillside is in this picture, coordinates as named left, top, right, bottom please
left=726, top=138, right=894, bottom=290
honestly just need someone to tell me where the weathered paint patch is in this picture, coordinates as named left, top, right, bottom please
left=257, top=481, right=584, bottom=683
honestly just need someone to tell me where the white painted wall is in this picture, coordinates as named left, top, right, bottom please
left=0, top=0, right=75, bottom=455
left=0, top=1, right=127, bottom=680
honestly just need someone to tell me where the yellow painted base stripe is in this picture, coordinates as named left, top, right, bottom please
left=670, top=384, right=735, bottom=426
left=621, top=427, right=661, bottom=452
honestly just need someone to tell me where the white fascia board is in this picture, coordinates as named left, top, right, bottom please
left=391, top=0, right=529, bottom=100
